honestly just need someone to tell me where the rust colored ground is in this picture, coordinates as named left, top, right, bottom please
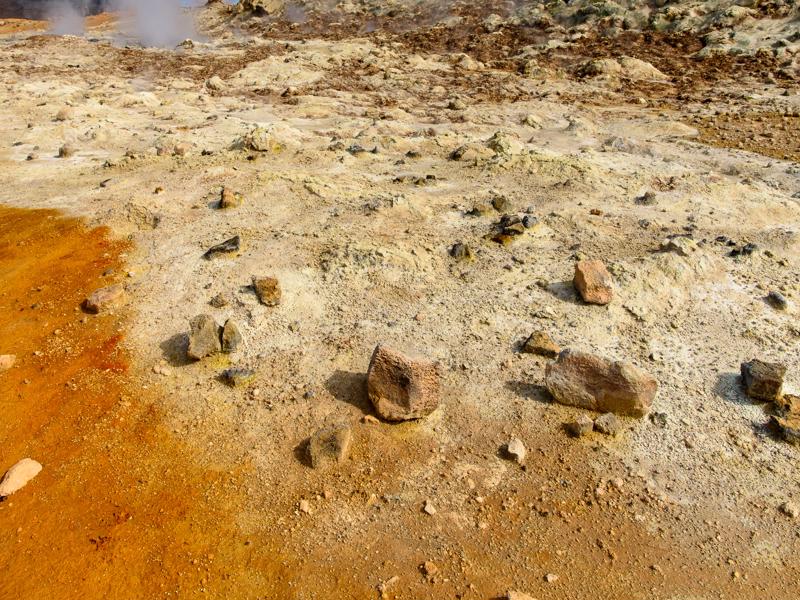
left=0, top=207, right=263, bottom=599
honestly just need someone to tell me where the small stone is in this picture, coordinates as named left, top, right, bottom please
left=219, top=187, right=242, bottom=209
left=467, top=203, right=492, bottom=217
left=308, top=423, right=352, bottom=469
left=573, top=260, right=613, bottom=305
left=187, top=314, right=222, bottom=360
left=521, top=331, right=560, bottom=357
left=505, top=437, right=526, bottom=463
left=423, top=500, right=437, bottom=515
left=492, top=195, right=512, bottom=212
left=361, top=415, right=380, bottom=424
left=58, top=144, right=74, bottom=158
left=253, top=276, right=281, bottom=306
left=544, top=573, right=558, bottom=583
left=366, top=344, right=440, bottom=421
left=299, top=499, right=312, bottom=514
left=649, top=411, right=668, bottom=428
left=421, top=561, right=439, bottom=576
left=506, top=592, right=537, bottom=600
left=83, top=284, right=125, bottom=314
left=594, top=413, right=623, bottom=436
left=0, top=354, right=16, bottom=372
left=221, top=368, right=256, bottom=387
left=209, top=293, right=229, bottom=308
left=0, top=458, right=42, bottom=497
left=221, top=319, right=243, bottom=353
left=660, top=236, right=698, bottom=257
left=206, top=75, right=225, bottom=91
left=54, top=107, right=73, bottom=121
left=780, top=501, right=799, bottom=519
left=740, top=359, right=786, bottom=401
left=203, top=236, right=240, bottom=259
left=546, top=350, right=657, bottom=417
left=635, top=191, right=657, bottom=205
left=766, top=291, right=790, bottom=311
left=772, top=395, right=800, bottom=445
left=448, top=98, right=466, bottom=110
left=566, top=414, right=594, bottom=437
left=449, top=242, right=473, bottom=262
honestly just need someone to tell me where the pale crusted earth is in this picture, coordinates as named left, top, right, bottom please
left=0, top=2, right=799, bottom=598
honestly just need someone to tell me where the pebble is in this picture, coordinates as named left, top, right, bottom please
left=221, top=319, right=243, bottom=353
left=780, top=501, right=799, bottom=519
left=505, top=437, right=526, bottom=463
left=423, top=500, right=437, bottom=515
left=187, top=314, right=222, bottom=360
left=221, top=368, right=256, bottom=387
left=308, top=423, right=352, bottom=469
left=0, top=458, right=42, bottom=497
left=766, top=291, right=789, bottom=311
left=83, top=284, right=125, bottom=314
left=202, top=236, right=240, bottom=260
left=521, top=331, right=560, bottom=357
left=594, top=413, right=623, bottom=436
left=567, top=414, right=594, bottom=437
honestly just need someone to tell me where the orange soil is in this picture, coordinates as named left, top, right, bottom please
left=0, top=207, right=264, bottom=599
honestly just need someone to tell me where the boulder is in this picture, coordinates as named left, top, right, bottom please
left=83, top=284, right=125, bottom=314
left=545, top=350, right=657, bottom=417
left=574, top=260, right=613, bottom=305
left=187, top=314, right=222, bottom=360
left=308, top=423, right=352, bottom=469
left=253, top=276, right=281, bottom=306
left=741, top=359, right=786, bottom=401
left=0, top=458, right=42, bottom=497
left=366, top=344, right=440, bottom=421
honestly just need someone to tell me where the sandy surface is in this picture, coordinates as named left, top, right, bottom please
left=0, top=2, right=799, bottom=598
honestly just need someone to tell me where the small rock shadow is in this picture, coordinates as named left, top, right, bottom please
left=293, top=438, right=313, bottom=469
left=540, top=279, right=582, bottom=304
left=505, top=380, right=552, bottom=405
left=160, top=332, right=193, bottom=367
left=713, top=371, right=751, bottom=407
left=325, top=369, right=371, bottom=414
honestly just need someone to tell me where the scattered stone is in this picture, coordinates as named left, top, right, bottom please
left=766, top=291, right=790, bottom=311
left=448, top=98, right=466, bottom=110
left=242, top=126, right=282, bottom=153
left=152, top=362, right=171, bottom=376
left=203, top=235, right=240, bottom=259
left=566, top=414, right=594, bottom=437
left=421, top=561, right=439, bottom=577
left=82, top=284, right=125, bottom=314
left=221, top=367, right=256, bottom=387
left=740, top=359, right=786, bottom=401
left=0, top=354, right=17, bottom=372
left=449, top=242, right=473, bottom=262
left=210, top=293, right=228, bottom=308
left=0, top=458, right=42, bottom=497
left=522, top=215, right=538, bottom=228
left=521, top=331, right=560, bottom=357
left=467, top=203, right=492, bottom=217
left=780, top=501, right=799, bottom=519
left=505, top=437, right=526, bottom=463
left=573, top=260, right=613, bottom=305
left=299, top=499, right=312, bottom=514
left=546, top=350, right=657, bottom=417
left=423, top=499, right=437, bottom=515
left=221, top=319, right=243, bottom=353
left=772, top=394, right=800, bottom=445
left=661, top=236, right=699, bottom=257
left=187, top=314, right=222, bottom=360
left=253, top=276, right=281, bottom=306
left=308, top=423, right=353, bottom=469
left=219, top=187, right=242, bottom=209
left=594, top=413, right=623, bottom=436
left=366, top=344, right=440, bottom=421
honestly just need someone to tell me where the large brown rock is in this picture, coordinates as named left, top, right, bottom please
left=545, top=349, right=656, bottom=417
left=573, top=260, right=613, bottom=305
left=366, top=344, right=440, bottom=421
left=741, top=359, right=785, bottom=401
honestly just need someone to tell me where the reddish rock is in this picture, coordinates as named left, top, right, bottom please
left=366, top=344, right=440, bottom=421
left=573, top=260, right=613, bottom=305
left=521, top=330, right=561, bottom=357
left=83, top=284, right=125, bottom=314
left=545, top=349, right=657, bottom=417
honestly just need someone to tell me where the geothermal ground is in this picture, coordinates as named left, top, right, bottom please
left=0, top=2, right=799, bottom=599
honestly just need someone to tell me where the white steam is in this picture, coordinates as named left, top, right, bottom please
left=46, top=1, right=87, bottom=36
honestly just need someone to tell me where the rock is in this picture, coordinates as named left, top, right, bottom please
left=308, top=423, right=352, bottom=469
left=740, top=359, right=786, bottom=401
left=423, top=500, right=437, bottom=515
left=83, top=284, right=125, bottom=314
left=649, top=411, right=668, bottom=428
left=522, top=114, right=543, bottom=128
left=210, top=293, right=229, bottom=308
left=298, top=499, right=312, bottom=514
left=221, top=319, right=243, bottom=353
left=594, top=413, right=623, bottom=436
left=505, top=437, right=526, bottom=463
left=506, top=592, right=537, bottom=600
left=242, top=126, right=282, bottom=153
left=187, top=314, right=222, bottom=360
left=0, top=354, right=16, bottom=372
left=253, top=276, right=281, bottom=306
left=546, top=350, right=657, bottom=417
left=635, top=191, right=657, bottom=206
left=221, top=368, right=256, bottom=387
left=421, top=561, right=438, bottom=577
left=366, top=344, right=440, bottom=421
left=203, top=236, right=240, bottom=259
left=574, top=260, right=614, bottom=305
left=58, top=144, right=74, bottom=158
left=219, top=187, right=242, bottom=209
left=54, top=107, right=73, bottom=121
left=661, top=237, right=698, bottom=257
left=780, top=501, right=799, bottom=519
left=486, top=131, right=523, bottom=156
left=544, top=573, right=559, bottom=584
left=206, top=75, right=225, bottom=91
left=449, top=242, right=473, bottom=262
left=521, top=331, right=560, bottom=357
left=0, top=458, right=42, bottom=497
left=766, top=291, right=790, bottom=311
left=566, top=414, right=594, bottom=437
left=772, top=394, right=800, bottom=445
left=491, top=195, right=512, bottom=212
left=467, top=203, right=493, bottom=217
left=447, top=98, right=466, bottom=110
